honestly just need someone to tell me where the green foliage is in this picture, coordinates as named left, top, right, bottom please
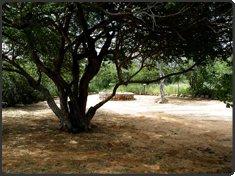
left=214, top=73, right=232, bottom=108
left=117, top=84, right=144, bottom=93
left=128, top=65, right=160, bottom=82
left=89, top=62, right=118, bottom=92
left=2, top=72, right=45, bottom=107
left=102, top=83, right=190, bottom=95
left=164, top=83, right=190, bottom=95
left=89, top=61, right=191, bottom=94
left=165, top=2, right=176, bottom=10
left=185, top=58, right=232, bottom=107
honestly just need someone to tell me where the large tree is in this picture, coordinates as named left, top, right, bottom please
left=2, top=2, right=233, bottom=133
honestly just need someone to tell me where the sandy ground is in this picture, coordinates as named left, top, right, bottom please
left=87, top=95, right=232, bottom=121
left=2, top=94, right=233, bottom=174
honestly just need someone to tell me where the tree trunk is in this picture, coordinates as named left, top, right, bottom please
left=35, top=85, right=73, bottom=132
left=58, top=57, right=102, bottom=133
left=68, top=100, right=89, bottom=132
left=156, top=60, right=168, bottom=104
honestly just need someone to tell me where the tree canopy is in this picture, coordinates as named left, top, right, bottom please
left=2, top=2, right=233, bottom=133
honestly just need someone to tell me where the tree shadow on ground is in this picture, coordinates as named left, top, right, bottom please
left=2, top=106, right=233, bottom=174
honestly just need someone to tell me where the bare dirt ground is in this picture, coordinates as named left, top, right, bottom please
left=2, top=94, right=233, bottom=174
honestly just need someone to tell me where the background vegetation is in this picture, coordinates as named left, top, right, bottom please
left=3, top=58, right=232, bottom=107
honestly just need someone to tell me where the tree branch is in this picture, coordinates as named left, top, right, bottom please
left=2, top=32, right=25, bottom=47
left=127, top=63, right=197, bottom=84
left=86, top=82, right=121, bottom=121
left=76, top=3, right=96, bottom=55
left=24, top=33, right=73, bottom=97
left=2, top=67, right=23, bottom=75
left=98, top=31, right=115, bottom=59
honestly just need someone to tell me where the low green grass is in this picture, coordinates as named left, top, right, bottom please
left=102, top=82, right=190, bottom=95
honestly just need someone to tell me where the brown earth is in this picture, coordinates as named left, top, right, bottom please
left=2, top=95, right=233, bottom=174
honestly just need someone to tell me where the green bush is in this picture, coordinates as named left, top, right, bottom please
left=89, top=62, right=118, bottom=91
left=185, top=59, right=232, bottom=101
left=164, top=83, right=190, bottom=95
left=2, top=72, right=46, bottom=107
left=117, top=84, right=144, bottom=93
left=88, top=83, right=99, bottom=93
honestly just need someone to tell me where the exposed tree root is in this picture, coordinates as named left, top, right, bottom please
left=155, top=98, right=168, bottom=104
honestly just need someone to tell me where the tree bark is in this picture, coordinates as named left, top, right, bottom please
left=156, top=60, right=168, bottom=104
left=55, top=56, right=103, bottom=132
left=35, top=85, right=74, bottom=132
